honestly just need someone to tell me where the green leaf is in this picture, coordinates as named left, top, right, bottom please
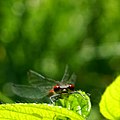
left=0, top=103, right=84, bottom=120
left=99, top=75, right=120, bottom=120
left=54, top=90, right=91, bottom=118
left=0, top=91, right=14, bottom=103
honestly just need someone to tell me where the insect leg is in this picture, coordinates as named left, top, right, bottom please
left=50, top=94, right=60, bottom=103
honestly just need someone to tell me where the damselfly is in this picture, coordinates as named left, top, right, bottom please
left=12, top=66, right=76, bottom=103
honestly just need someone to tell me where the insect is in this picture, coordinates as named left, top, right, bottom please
left=12, top=66, right=76, bottom=103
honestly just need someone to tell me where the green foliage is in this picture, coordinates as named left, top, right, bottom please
left=55, top=90, right=91, bottom=118
left=0, top=91, right=14, bottom=103
left=0, top=103, right=84, bottom=120
left=99, top=75, right=120, bottom=120
left=0, top=91, right=92, bottom=120
left=0, top=0, right=120, bottom=119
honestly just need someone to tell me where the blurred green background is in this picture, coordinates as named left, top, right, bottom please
left=0, top=0, right=120, bottom=119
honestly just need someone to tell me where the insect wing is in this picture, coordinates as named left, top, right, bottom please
left=28, top=70, right=58, bottom=87
left=61, top=65, right=76, bottom=84
left=61, top=65, right=70, bottom=83
left=68, top=73, right=76, bottom=84
left=12, top=83, right=53, bottom=99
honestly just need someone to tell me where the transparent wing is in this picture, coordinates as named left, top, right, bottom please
left=12, top=83, right=53, bottom=99
left=61, top=65, right=76, bottom=84
left=28, top=70, right=59, bottom=87
left=68, top=73, right=76, bottom=84
left=61, top=65, right=70, bottom=82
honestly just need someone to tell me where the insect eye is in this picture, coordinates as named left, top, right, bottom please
left=68, top=84, right=74, bottom=90
left=54, top=85, right=60, bottom=92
